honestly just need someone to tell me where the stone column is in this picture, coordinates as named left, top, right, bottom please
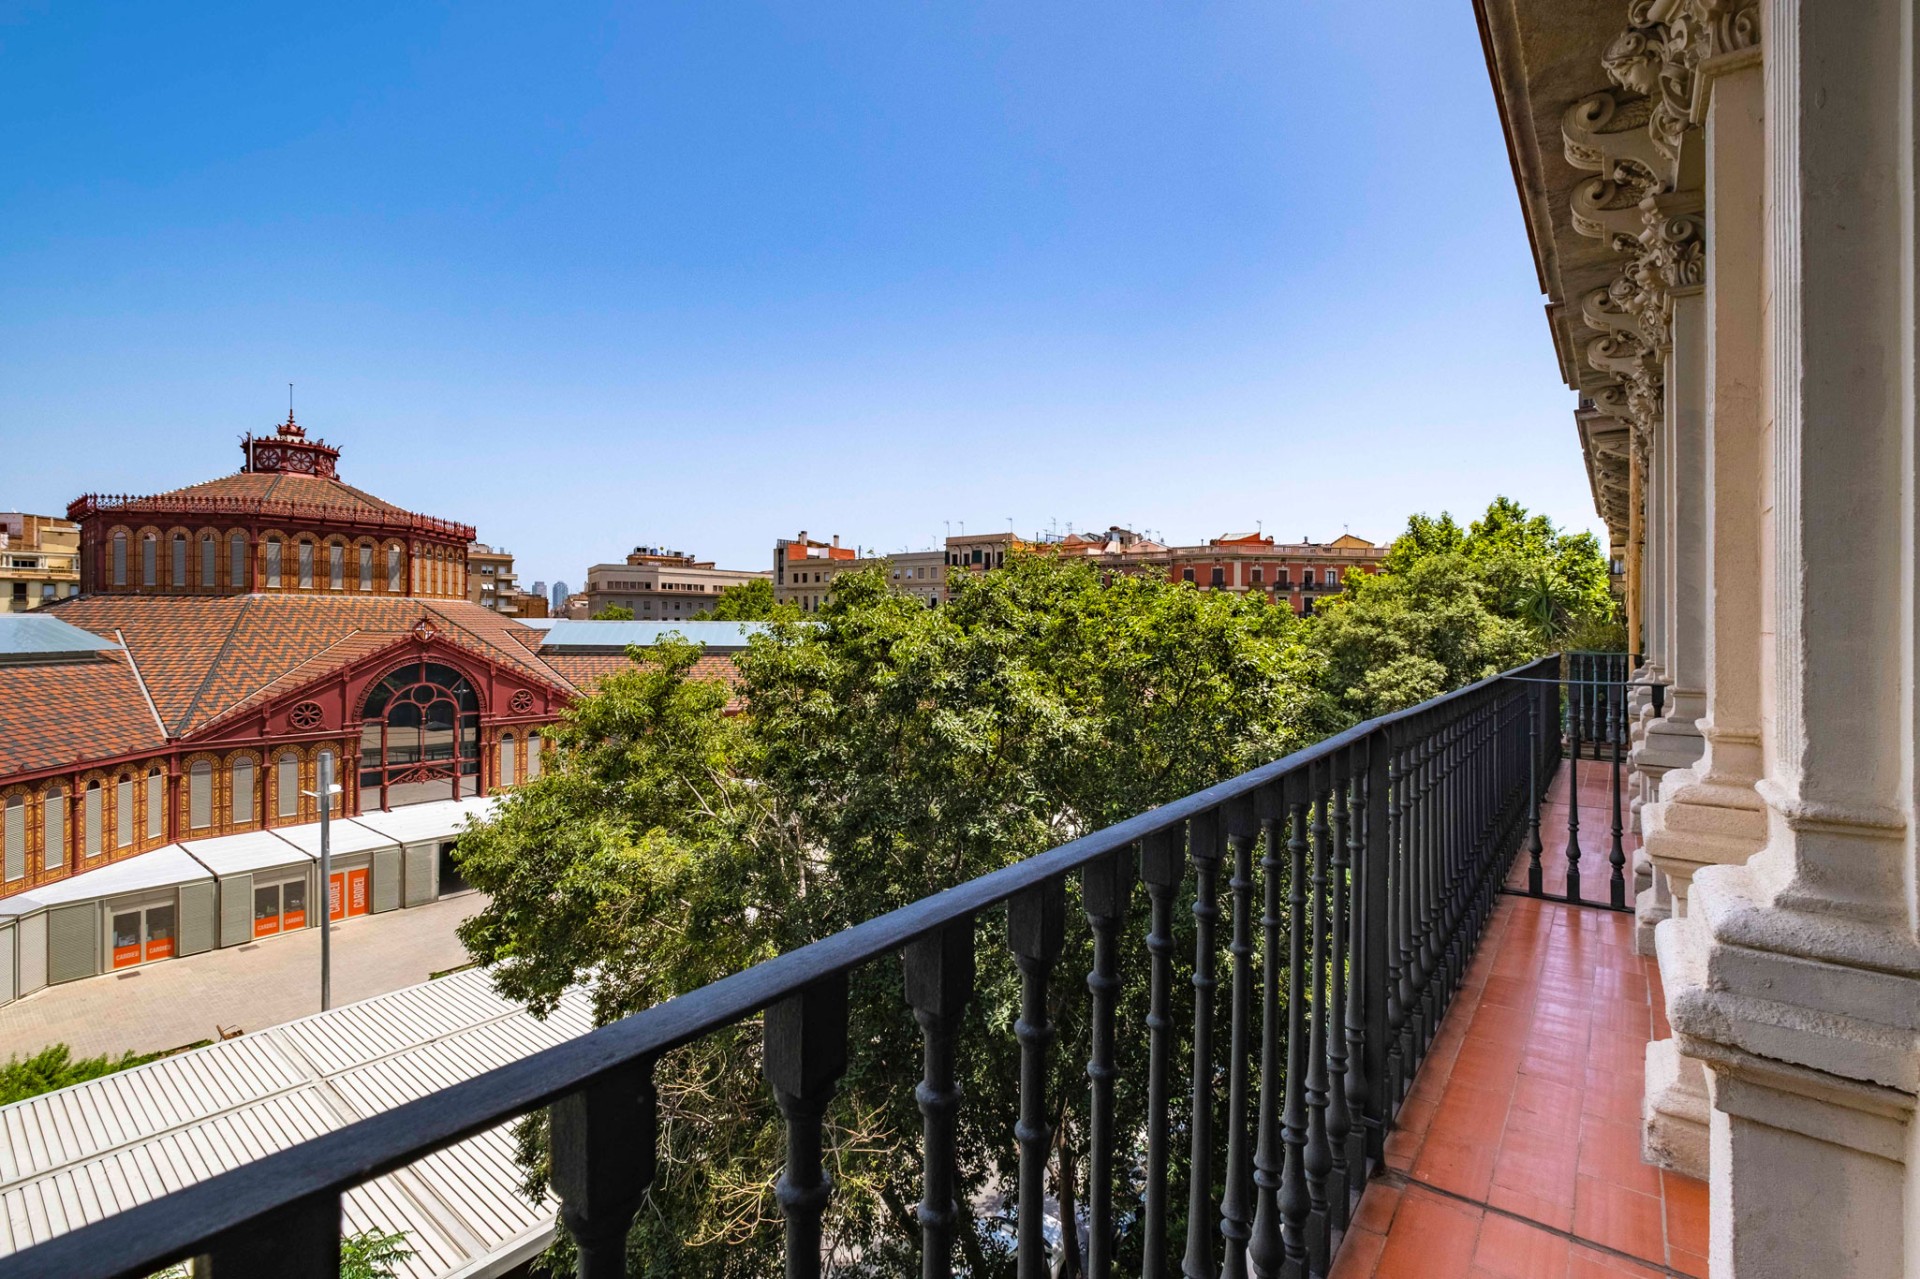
left=1668, top=1, right=1920, bottom=1273
left=1642, top=55, right=1769, bottom=1177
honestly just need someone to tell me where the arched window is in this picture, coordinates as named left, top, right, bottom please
left=231, top=756, right=255, bottom=825
left=500, top=734, right=516, bottom=788
left=329, top=543, right=345, bottom=590
left=526, top=733, right=542, bottom=780
left=112, top=531, right=128, bottom=586
left=266, top=538, right=283, bottom=588
left=147, top=768, right=164, bottom=839
left=43, top=786, right=64, bottom=869
left=171, top=535, right=187, bottom=588
left=359, top=544, right=373, bottom=592
left=141, top=534, right=157, bottom=587
left=189, top=761, right=213, bottom=830
left=388, top=545, right=403, bottom=593
left=116, top=775, right=134, bottom=847
left=230, top=532, right=248, bottom=590
left=201, top=534, right=217, bottom=589
left=298, top=540, right=315, bottom=589
left=358, top=661, right=481, bottom=810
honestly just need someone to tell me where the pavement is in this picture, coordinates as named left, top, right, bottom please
left=0, top=892, right=488, bottom=1060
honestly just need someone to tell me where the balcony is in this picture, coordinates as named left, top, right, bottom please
left=0, top=654, right=1715, bottom=1279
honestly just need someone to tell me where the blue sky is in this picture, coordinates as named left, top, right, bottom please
left=0, top=2, right=1588, bottom=588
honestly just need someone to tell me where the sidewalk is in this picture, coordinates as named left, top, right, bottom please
left=0, top=893, right=487, bottom=1059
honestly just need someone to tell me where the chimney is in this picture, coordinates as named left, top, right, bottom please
left=832, top=534, right=840, bottom=548
left=798, top=530, right=808, bottom=543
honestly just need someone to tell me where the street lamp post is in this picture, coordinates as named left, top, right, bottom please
left=304, top=754, right=343, bottom=1012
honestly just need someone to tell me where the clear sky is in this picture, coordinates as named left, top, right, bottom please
left=0, top=2, right=1590, bottom=589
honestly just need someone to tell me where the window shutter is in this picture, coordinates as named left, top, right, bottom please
left=116, top=779, right=133, bottom=847
left=278, top=755, right=298, bottom=817
left=148, top=772, right=163, bottom=839
left=84, top=786, right=101, bottom=857
left=4, top=801, right=23, bottom=882
left=232, top=758, right=254, bottom=825
left=43, top=792, right=63, bottom=869
left=189, top=763, right=212, bottom=830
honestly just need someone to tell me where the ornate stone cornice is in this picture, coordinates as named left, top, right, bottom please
left=1560, top=1, right=1744, bottom=467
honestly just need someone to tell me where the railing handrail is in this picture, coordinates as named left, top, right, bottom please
left=1, top=653, right=1560, bottom=1278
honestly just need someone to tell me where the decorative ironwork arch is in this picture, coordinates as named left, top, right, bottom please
left=357, top=660, right=481, bottom=811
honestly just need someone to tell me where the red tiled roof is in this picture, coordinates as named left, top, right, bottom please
left=145, top=470, right=411, bottom=517
left=43, top=595, right=575, bottom=736
left=0, top=652, right=165, bottom=777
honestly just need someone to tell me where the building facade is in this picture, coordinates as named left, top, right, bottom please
left=0, top=417, right=591, bottom=994
left=467, top=542, right=521, bottom=615
left=1479, top=0, right=1920, bottom=1272
left=1051, top=528, right=1387, bottom=614
left=0, top=513, right=80, bottom=612
left=775, top=533, right=945, bottom=611
left=585, top=546, right=771, bottom=620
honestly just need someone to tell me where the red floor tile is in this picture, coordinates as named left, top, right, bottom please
left=1335, top=765, right=1711, bottom=1279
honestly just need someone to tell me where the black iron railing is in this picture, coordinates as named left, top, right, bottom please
left=4, top=655, right=1563, bottom=1279
left=1508, top=651, right=1647, bottom=912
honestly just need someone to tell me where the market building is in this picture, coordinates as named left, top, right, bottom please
left=0, top=416, right=593, bottom=997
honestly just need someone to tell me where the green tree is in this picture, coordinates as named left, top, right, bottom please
left=591, top=604, right=635, bottom=621
left=693, top=577, right=780, bottom=621
left=457, top=553, right=1322, bottom=1276
left=0, top=1044, right=159, bottom=1106
left=1309, top=496, right=1618, bottom=718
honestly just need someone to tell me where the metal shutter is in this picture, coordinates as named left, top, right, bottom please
left=372, top=847, right=401, bottom=913
left=403, top=842, right=434, bottom=907
left=220, top=873, right=253, bottom=947
left=4, top=801, right=23, bottom=882
left=178, top=881, right=215, bottom=957
left=18, top=913, right=46, bottom=994
left=0, top=924, right=14, bottom=1005
left=47, top=904, right=100, bottom=985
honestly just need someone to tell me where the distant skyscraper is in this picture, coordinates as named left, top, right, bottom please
left=529, top=579, right=547, bottom=599
left=550, top=580, right=570, bottom=611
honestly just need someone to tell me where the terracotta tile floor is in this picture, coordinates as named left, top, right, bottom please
left=1335, top=764, right=1705, bottom=1279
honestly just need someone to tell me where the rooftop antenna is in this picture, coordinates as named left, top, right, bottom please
left=944, top=520, right=951, bottom=540
left=288, top=383, right=294, bottom=420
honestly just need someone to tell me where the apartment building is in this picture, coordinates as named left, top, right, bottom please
left=466, top=542, right=525, bottom=616
left=1051, top=527, right=1386, bottom=614
left=585, top=546, right=770, bottom=620
left=0, top=513, right=80, bottom=612
left=774, top=533, right=945, bottom=612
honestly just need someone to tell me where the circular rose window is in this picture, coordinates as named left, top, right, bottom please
left=289, top=701, right=324, bottom=730
left=509, top=690, right=535, bottom=715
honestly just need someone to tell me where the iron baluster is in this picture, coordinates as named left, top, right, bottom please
left=1333, top=750, right=1362, bottom=1222
left=764, top=976, right=851, bottom=1279
left=1182, top=812, right=1222, bottom=1279
left=196, top=1193, right=340, bottom=1279
left=904, top=922, right=975, bottom=1279
left=1008, top=880, right=1066, bottom=1279
left=1084, top=847, right=1135, bottom=1279
left=1246, top=797, right=1287, bottom=1276
left=1276, top=780, right=1311, bottom=1274
left=1526, top=682, right=1543, bottom=895
left=1609, top=670, right=1627, bottom=909
left=1565, top=661, right=1583, bottom=902
left=1303, top=768, right=1334, bottom=1272
left=551, top=1061, right=657, bottom=1279
left=1218, top=798, right=1259, bottom=1277
left=1140, top=832, right=1181, bottom=1279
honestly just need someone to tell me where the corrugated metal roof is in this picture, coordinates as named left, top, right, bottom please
left=272, top=817, right=403, bottom=859
left=180, top=829, right=312, bottom=877
left=0, top=968, right=589, bottom=1276
left=0, top=846, right=212, bottom=915
left=536, top=619, right=770, bottom=651
left=0, top=616, right=118, bottom=659
left=345, top=797, right=495, bottom=848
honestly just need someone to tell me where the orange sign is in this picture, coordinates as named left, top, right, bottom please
left=112, top=943, right=142, bottom=970
left=330, top=869, right=371, bottom=921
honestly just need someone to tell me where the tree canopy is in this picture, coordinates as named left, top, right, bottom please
left=693, top=577, right=780, bottom=621
left=1307, top=497, right=1619, bottom=718
left=457, top=496, right=1615, bottom=1274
